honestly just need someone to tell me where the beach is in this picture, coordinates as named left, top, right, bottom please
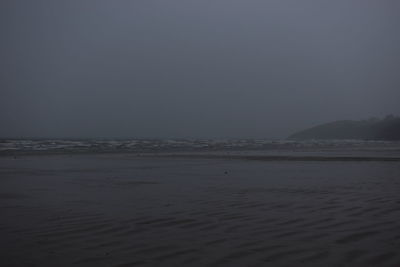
left=1, top=150, right=400, bottom=267
left=3, top=0, right=400, bottom=265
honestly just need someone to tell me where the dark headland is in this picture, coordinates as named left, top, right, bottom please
left=289, top=115, right=400, bottom=140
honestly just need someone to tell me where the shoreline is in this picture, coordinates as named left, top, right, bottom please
left=1, top=150, right=400, bottom=162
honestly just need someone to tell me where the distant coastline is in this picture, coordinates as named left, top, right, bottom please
left=289, top=115, right=400, bottom=141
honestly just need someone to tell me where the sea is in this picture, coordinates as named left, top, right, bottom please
left=1, top=139, right=399, bottom=159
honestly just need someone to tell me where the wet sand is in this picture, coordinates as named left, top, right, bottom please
left=1, top=153, right=400, bottom=266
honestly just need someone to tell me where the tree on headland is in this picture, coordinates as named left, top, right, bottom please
left=289, top=115, right=400, bottom=141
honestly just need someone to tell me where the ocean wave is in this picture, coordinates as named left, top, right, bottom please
left=1, top=139, right=399, bottom=155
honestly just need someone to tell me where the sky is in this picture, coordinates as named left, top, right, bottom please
left=1, top=0, right=400, bottom=139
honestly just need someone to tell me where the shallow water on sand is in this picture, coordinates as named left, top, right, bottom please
left=1, top=153, right=400, bottom=266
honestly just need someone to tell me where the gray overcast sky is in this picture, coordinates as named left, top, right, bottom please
left=1, top=0, right=399, bottom=138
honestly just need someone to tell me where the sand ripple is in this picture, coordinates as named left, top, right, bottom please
left=1, top=155, right=400, bottom=266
